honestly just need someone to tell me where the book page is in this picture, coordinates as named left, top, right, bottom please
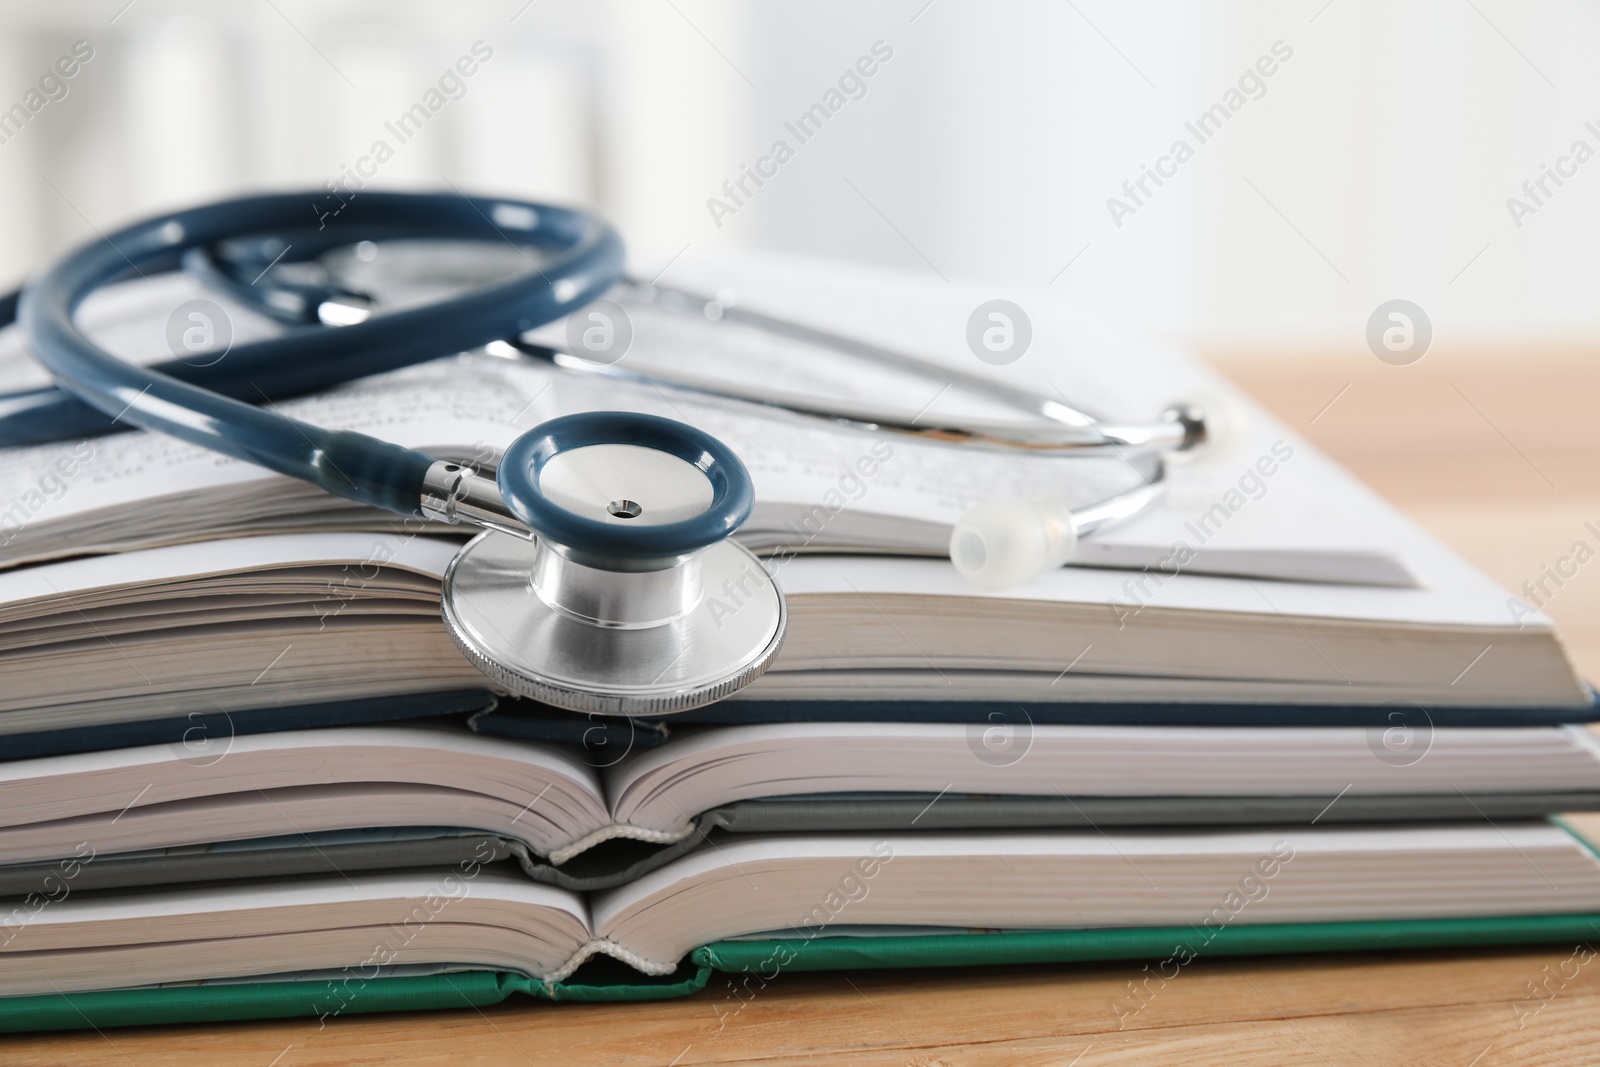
left=773, top=552, right=1528, bottom=629
left=0, top=275, right=1137, bottom=542
left=603, top=721, right=1600, bottom=833
left=0, top=721, right=608, bottom=859
left=0, top=254, right=1423, bottom=587
left=0, top=870, right=595, bottom=995
left=592, top=824, right=1600, bottom=973
left=0, top=532, right=458, bottom=609
left=634, top=250, right=1434, bottom=577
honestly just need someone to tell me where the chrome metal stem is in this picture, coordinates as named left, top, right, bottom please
left=510, top=279, right=1204, bottom=459
left=420, top=461, right=532, bottom=539
left=531, top=539, right=703, bottom=628
left=1072, top=454, right=1166, bottom=535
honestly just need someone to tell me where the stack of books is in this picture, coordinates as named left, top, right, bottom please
left=1, top=251, right=1597, bottom=1032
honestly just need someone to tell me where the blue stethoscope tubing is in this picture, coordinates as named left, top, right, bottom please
left=4, top=191, right=624, bottom=515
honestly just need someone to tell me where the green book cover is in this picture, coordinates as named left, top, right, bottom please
left=6, top=914, right=1600, bottom=1035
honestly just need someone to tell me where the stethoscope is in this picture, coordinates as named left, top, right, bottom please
left=0, top=191, right=1237, bottom=717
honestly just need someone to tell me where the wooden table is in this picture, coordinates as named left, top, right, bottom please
left=12, top=349, right=1600, bottom=1066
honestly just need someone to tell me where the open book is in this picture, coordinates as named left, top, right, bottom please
left=0, top=250, right=1587, bottom=736
left=8, top=822, right=1600, bottom=996
left=4, top=721, right=1600, bottom=893
left=0, top=524, right=1586, bottom=742
left=0, top=258, right=1413, bottom=585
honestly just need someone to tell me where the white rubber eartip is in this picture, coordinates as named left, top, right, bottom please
left=949, top=497, right=1078, bottom=591
left=1166, top=387, right=1250, bottom=467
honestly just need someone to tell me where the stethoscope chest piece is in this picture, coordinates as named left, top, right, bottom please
left=439, top=412, right=786, bottom=716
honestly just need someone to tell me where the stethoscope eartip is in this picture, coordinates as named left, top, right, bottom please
left=949, top=497, right=1078, bottom=592
left=1162, top=387, right=1250, bottom=467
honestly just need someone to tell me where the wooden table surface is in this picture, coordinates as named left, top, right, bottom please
left=11, top=348, right=1600, bottom=1066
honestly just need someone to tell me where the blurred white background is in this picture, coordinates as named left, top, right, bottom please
left=0, top=0, right=1597, bottom=355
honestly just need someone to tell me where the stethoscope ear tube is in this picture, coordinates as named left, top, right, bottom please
left=11, top=191, right=624, bottom=515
